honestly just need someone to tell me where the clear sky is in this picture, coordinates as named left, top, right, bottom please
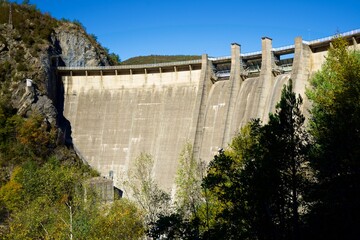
left=13, top=0, right=360, bottom=61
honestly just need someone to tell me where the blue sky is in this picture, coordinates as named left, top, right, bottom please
left=14, top=0, right=360, bottom=60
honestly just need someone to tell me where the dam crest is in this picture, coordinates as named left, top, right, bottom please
left=56, top=29, right=360, bottom=191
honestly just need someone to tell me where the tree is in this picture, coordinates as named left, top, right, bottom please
left=251, top=80, right=309, bottom=240
left=202, top=124, right=259, bottom=239
left=202, top=80, right=310, bottom=240
left=109, top=52, right=121, bottom=65
left=125, top=153, right=171, bottom=226
left=16, top=113, right=57, bottom=160
left=2, top=157, right=145, bottom=239
left=305, top=37, right=360, bottom=239
left=148, top=142, right=207, bottom=239
left=89, top=199, right=145, bottom=240
left=175, top=142, right=204, bottom=220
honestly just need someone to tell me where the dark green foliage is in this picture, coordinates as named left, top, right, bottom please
left=0, top=3, right=58, bottom=43
left=72, top=19, right=86, bottom=31
left=0, top=2, right=58, bottom=92
left=148, top=213, right=200, bottom=240
left=0, top=98, right=22, bottom=184
left=202, top=149, right=251, bottom=239
left=243, top=81, right=309, bottom=240
left=89, top=33, right=97, bottom=42
left=109, top=52, right=121, bottom=65
left=305, top=37, right=360, bottom=240
left=202, top=80, right=309, bottom=240
left=16, top=62, right=27, bottom=72
left=0, top=61, right=12, bottom=83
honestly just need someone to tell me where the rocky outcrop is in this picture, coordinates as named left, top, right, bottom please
left=16, top=80, right=57, bottom=125
left=51, top=23, right=110, bottom=67
left=1, top=19, right=112, bottom=127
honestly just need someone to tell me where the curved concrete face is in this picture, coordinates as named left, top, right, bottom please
left=63, top=70, right=202, bottom=191
left=199, top=74, right=290, bottom=162
left=199, top=80, right=230, bottom=160
left=59, top=30, right=360, bottom=192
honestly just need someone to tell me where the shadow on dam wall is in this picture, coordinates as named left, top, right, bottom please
left=56, top=30, right=360, bottom=192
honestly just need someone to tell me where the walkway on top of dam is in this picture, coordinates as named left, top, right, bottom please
left=56, top=29, right=360, bottom=77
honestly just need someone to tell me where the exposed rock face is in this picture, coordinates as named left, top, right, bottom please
left=16, top=81, right=57, bottom=125
left=51, top=23, right=110, bottom=67
left=1, top=20, right=112, bottom=127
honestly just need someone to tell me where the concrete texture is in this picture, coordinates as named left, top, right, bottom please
left=84, top=177, right=114, bottom=203
left=63, top=66, right=204, bottom=192
left=57, top=30, right=360, bottom=192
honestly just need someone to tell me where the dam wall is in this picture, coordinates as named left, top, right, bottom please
left=61, top=60, right=205, bottom=191
left=57, top=29, right=360, bottom=192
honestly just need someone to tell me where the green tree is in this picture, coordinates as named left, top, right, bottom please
left=89, top=199, right=145, bottom=239
left=16, top=113, right=57, bottom=160
left=2, top=157, right=144, bottom=239
left=305, top=37, right=360, bottom=239
left=125, top=153, right=171, bottom=226
left=175, top=142, right=204, bottom=219
left=202, top=80, right=309, bottom=240
left=109, top=52, right=121, bottom=65
left=202, top=124, right=258, bottom=239
left=246, top=80, right=309, bottom=240
left=148, top=142, right=207, bottom=239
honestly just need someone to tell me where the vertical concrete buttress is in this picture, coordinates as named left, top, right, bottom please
left=192, top=54, right=212, bottom=160
left=256, top=37, right=274, bottom=122
left=291, top=37, right=312, bottom=113
left=291, top=37, right=311, bottom=95
left=222, top=43, right=242, bottom=146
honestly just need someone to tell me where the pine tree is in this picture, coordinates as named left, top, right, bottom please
left=306, top=37, right=360, bottom=240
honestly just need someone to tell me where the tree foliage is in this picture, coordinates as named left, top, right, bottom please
left=305, top=37, right=360, bottom=239
left=87, top=199, right=145, bottom=240
left=1, top=157, right=144, bottom=239
left=126, top=153, right=171, bottom=226
left=148, top=142, right=207, bottom=239
left=202, top=80, right=310, bottom=240
left=16, top=113, right=57, bottom=159
left=175, top=142, right=204, bottom=219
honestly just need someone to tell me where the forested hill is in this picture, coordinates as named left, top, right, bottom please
left=0, top=1, right=120, bottom=92
left=121, top=55, right=201, bottom=65
left=0, top=2, right=145, bottom=238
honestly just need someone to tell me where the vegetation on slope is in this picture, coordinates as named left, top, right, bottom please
left=0, top=1, right=120, bottom=96
left=121, top=54, right=201, bottom=65
left=0, top=2, right=143, bottom=238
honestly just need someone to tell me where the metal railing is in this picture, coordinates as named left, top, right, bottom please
left=303, top=29, right=360, bottom=45
left=57, top=29, right=360, bottom=71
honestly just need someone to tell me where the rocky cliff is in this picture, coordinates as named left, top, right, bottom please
left=0, top=3, right=115, bottom=125
left=52, top=23, right=110, bottom=67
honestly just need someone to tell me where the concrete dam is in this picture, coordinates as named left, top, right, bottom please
left=57, top=30, right=360, bottom=192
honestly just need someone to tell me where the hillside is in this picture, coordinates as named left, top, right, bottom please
left=121, top=54, right=201, bottom=65
left=0, top=2, right=127, bottom=237
left=0, top=2, right=118, bottom=95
